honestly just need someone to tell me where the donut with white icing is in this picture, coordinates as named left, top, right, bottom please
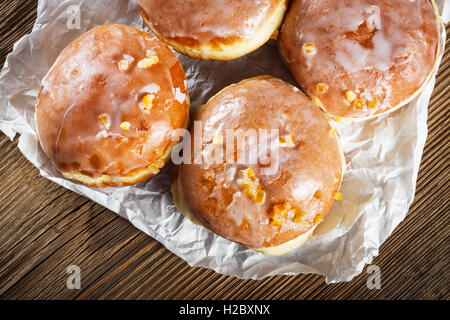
left=172, top=76, right=345, bottom=255
left=280, top=0, right=440, bottom=119
left=138, top=0, right=288, bottom=60
left=36, top=24, right=190, bottom=187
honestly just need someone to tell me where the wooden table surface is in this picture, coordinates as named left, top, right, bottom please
left=0, top=1, right=448, bottom=300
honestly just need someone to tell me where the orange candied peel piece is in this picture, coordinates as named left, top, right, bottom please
left=138, top=55, right=159, bottom=68
left=316, top=83, right=329, bottom=93
left=292, top=208, right=305, bottom=224
left=312, top=96, right=323, bottom=108
left=120, top=121, right=131, bottom=131
left=269, top=203, right=290, bottom=227
left=314, top=214, right=324, bottom=225
left=240, top=168, right=266, bottom=205
left=345, top=90, right=357, bottom=103
left=255, top=190, right=266, bottom=205
left=279, top=134, right=296, bottom=148
left=242, top=167, right=255, bottom=178
left=98, top=113, right=111, bottom=130
left=368, top=99, right=380, bottom=109
left=142, top=94, right=155, bottom=110
left=270, top=202, right=304, bottom=226
left=303, top=43, right=316, bottom=54
left=353, top=98, right=367, bottom=110
left=119, top=60, right=130, bottom=71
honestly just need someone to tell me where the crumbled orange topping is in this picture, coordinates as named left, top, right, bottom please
left=213, top=134, right=223, bottom=145
left=293, top=208, right=305, bottom=224
left=316, top=83, right=329, bottom=93
left=155, top=148, right=164, bottom=156
left=329, top=128, right=337, bottom=137
left=334, top=192, right=343, bottom=201
left=312, top=96, right=323, bottom=108
left=314, top=214, right=324, bottom=224
left=98, top=114, right=111, bottom=130
left=120, top=121, right=131, bottom=131
left=138, top=56, right=159, bottom=68
left=242, top=167, right=255, bottom=178
left=353, top=98, right=367, bottom=110
left=368, top=99, right=380, bottom=109
left=119, top=60, right=130, bottom=71
left=150, top=55, right=160, bottom=64
left=303, top=43, right=316, bottom=54
left=269, top=203, right=291, bottom=227
left=279, top=135, right=296, bottom=148
left=255, top=190, right=266, bottom=205
left=270, top=202, right=304, bottom=226
left=143, top=94, right=155, bottom=110
left=345, top=90, right=357, bottom=103
left=240, top=168, right=266, bottom=205
left=314, top=191, right=322, bottom=199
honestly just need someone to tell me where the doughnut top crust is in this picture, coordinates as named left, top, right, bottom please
left=138, top=0, right=286, bottom=60
left=280, top=0, right=440, bottom=119
left=139, top=0, right=278, bottom=44
left=36, top=24, right=189, bottom=184
left=176, top=76, right=344, bottom=249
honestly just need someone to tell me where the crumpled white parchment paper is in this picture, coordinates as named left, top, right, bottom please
left=0, top=0, right=448, bottom=283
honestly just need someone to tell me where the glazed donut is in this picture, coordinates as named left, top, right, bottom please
left=280, top=0, right=440, bottom=120
left=35, top=24, right=190, bottom=187
left=138, top=0, right=288, bottom=60
left=172, top=76, right=345, bottom=255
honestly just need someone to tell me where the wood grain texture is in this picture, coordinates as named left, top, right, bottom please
left=0, top=0, right=448, bottom=300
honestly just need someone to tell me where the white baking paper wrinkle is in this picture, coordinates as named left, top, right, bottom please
left=0, top=0, right=447, bottom=283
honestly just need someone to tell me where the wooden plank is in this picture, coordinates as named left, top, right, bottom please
left=0, top=0, right=448, bottom=300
